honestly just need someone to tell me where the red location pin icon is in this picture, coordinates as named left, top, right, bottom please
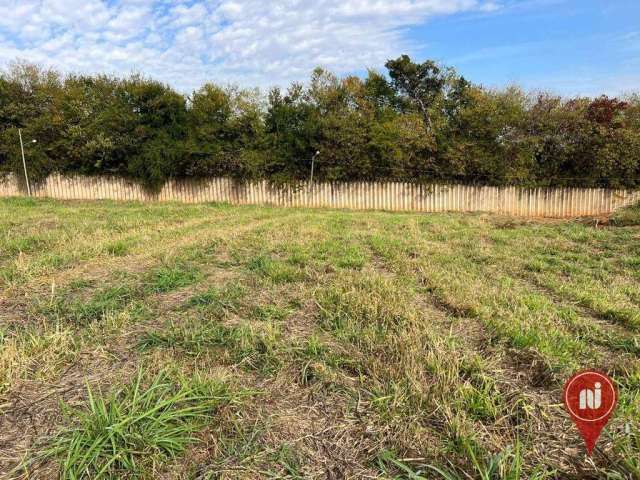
left=563, top=370, right=617, bottom=455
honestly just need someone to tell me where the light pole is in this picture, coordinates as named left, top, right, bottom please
left=309, top=150, right=320, bottom=185
left=18, top=129, right=36, bottom=196
left=308, top=150, right=320, bottom=205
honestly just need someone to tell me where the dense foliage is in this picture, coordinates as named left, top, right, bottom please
left=1, top=57, right=639, bottom=189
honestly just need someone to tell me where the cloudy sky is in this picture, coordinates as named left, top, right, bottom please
left=0, top=0, right=638, bottom=95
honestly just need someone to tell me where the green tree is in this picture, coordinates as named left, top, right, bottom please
left=185, top=84, right=265, bottom=180
left=385, top=55, right=447, bottom=132
left=0, top=62, right=65, bottom=183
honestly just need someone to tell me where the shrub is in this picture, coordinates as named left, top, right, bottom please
left=1, top=58, right=638, bottom=189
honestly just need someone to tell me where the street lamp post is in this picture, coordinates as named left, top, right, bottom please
left=18, top=128, right=36, bottom=197
left=308, top=150, right=320, bottom=205
left=18, top=128, right=31, bottom=196
left=309, top=150, right=320, bottom=186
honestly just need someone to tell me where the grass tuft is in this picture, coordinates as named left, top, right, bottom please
left=103, top=239, right=131, bottom=256
left=247, top=254, right=304, bottom=283
left=35, top=369, right=237, bottom=479
left=138, top=320, right=282, bottom=372
left=147, top=262, right=202, bottom=293
left=184, top=283, right=245, bottom=316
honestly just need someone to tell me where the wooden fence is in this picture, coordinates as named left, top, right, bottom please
left=1, top=173, right=639, bottom=218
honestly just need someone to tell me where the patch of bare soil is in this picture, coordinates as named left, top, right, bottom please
left=176, top=368, right=382, bottom=480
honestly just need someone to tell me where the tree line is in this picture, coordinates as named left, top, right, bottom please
left=1, top=56, right=639, bottom=190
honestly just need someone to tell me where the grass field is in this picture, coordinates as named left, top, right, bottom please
left=1, top=197, right=639, bottom=479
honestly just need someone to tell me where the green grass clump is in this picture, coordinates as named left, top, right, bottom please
left=4, top=234, right=49, bottom=256
left=184, top=283, right=245, bottom=315
left=37, top=370, right=236, bottom=479
left=247, top=254, right=304, bottom=283
left=147, top=262, right=202, bottom=293
left=316, top=273, right=413, bottom=350
left=39, top=283, right=143, bottom=324
left=378, top=440, right=554, bottom=480
left=103, top=239, right=132, bottom=256
left=138, top=321, right=282, bottom=372
left=611, top=202, right=640, bottom=226
left=252, top=303, right=293, bottom=322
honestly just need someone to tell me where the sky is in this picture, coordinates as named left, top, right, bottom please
left=0, top=0, right=638, bottom=96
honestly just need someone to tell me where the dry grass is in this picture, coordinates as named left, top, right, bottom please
left=0, top=197, right=639, bottom=479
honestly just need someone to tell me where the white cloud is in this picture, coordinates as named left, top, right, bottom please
left=0, top=0, right=498, bottom=91
left=168, top=3, right=209, bottom=27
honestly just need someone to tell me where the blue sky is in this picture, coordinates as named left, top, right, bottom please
left=409, top=0, right=640, bottom=95
left=0, top=0, right=637, bottom=96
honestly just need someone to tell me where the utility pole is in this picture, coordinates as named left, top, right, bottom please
left=18, top=128, right=31, bottom=196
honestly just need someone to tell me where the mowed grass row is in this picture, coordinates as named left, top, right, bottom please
left=0, top=197, right=639, bottom=479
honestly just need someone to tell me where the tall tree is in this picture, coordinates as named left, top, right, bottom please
left=385, top=55, right=446, bottom=132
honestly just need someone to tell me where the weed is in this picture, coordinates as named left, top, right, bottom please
left=1, top=324, right=79, bottom=393
left=377, top=450, right=429, bottom=479
left=33, top=369, right=238, bottom=479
